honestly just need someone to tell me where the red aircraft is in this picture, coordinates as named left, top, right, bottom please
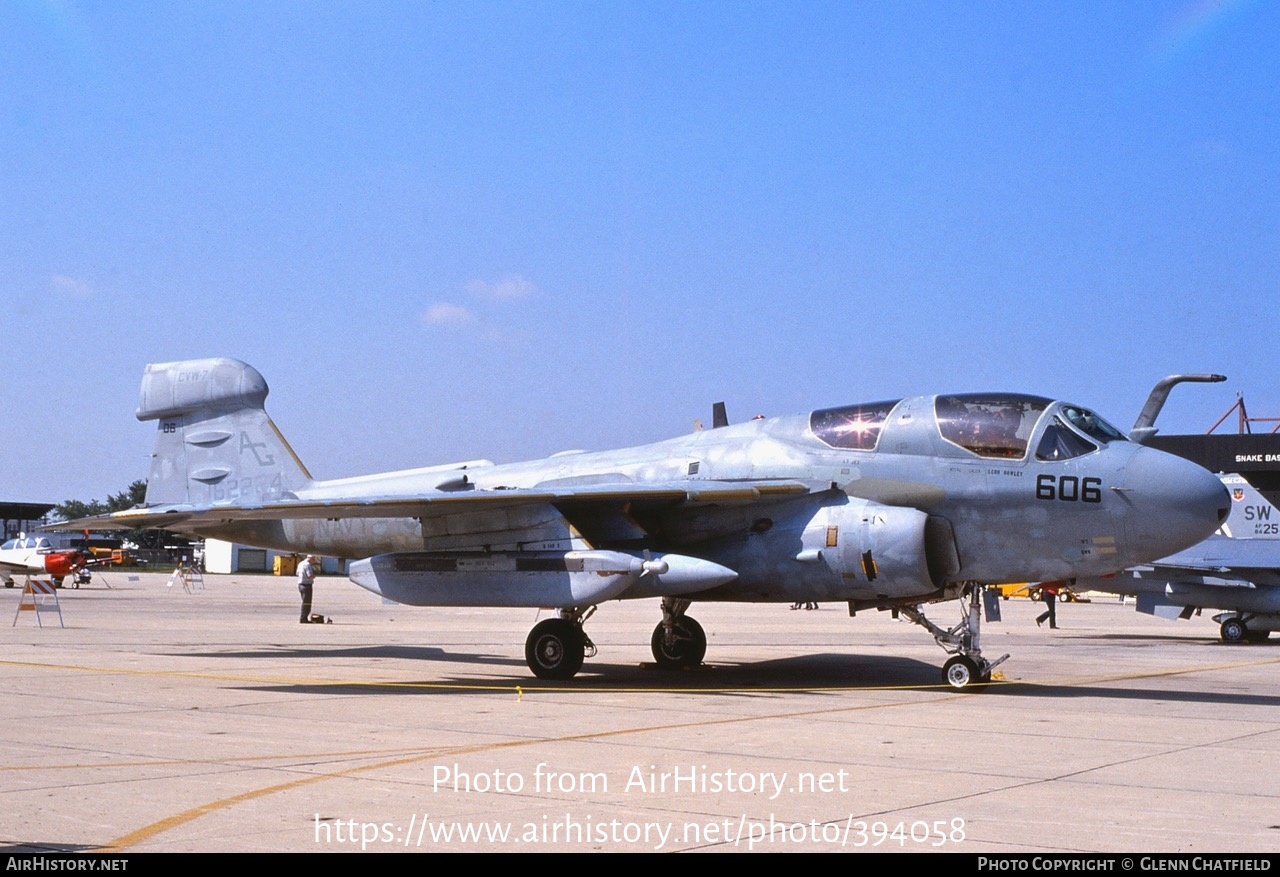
left=0, top=534, right=91, bottom=587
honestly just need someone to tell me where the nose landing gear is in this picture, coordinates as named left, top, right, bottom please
left=900, top=584, right=1007, bottom=692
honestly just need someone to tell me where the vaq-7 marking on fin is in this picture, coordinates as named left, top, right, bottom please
left=70, top=358, right=1229, bottom=689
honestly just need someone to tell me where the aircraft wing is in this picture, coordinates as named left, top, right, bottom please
left=51, top=509, right=205, bottom=532
left=1147, top=539, right=1280, bottom=587
left=55, top=479, right=814, bottom=530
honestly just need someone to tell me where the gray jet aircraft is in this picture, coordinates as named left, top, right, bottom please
left=1076, top=474, right=1280, bottom=643
left=78, top=358, right=1229, bottom=689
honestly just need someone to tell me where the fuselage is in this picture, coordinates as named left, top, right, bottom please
left=187, top=392, right=1228, bottom=604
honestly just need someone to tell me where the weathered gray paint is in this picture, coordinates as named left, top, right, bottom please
left=117, top=357, right=1228, bottom=610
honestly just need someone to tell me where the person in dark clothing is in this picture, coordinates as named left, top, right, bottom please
left=1036, top=584, right=1059, bottom=629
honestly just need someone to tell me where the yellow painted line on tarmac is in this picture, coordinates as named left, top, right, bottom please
left=99, top=695, right=934, bottom=853
left=8, top=651, right=1279, bottom=850
left=1005, top=653, right=1280, bottom=688
left=0, top=658, right=521, bottom=692
left=0, top=656, right=970, bottom=694
left=5, top=651, right=1279, bottom=696
left=0, top=746, right=458, bottom=773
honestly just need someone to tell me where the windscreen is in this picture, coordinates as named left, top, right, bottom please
left=1035, top=417, right=1099, bottom=461
left=1060, top=405, right=1127, bottom=444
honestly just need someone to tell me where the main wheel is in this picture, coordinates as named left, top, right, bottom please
left=650, top=616, right=707, bottom=668
left=525, top=619, right=586, bottom=680
left=1220, top=617, right=1247, bottom=644
left=942, top=655, right=989, bottom=692
left=1245, top=630, right=1272, bottom=643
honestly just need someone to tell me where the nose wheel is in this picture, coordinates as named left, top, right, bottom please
left=942, top=655, right=990, bottom=692
left=901, top=584, right=1006, bottom=692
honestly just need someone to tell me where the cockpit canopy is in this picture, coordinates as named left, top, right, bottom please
left=809, top=393, right=1128, bottom=462
left=937, top=395, right=1128, bottom=460
left=810, top=400, right=900, bottom=451
left=0, top=536, right=54, bottom=552
left=935, top=394, right=1050, bottom=459
left=1034, top=405, right=1127, bottom=462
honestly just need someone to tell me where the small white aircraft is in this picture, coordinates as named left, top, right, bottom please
left=0, top=534, right=90, bottom=587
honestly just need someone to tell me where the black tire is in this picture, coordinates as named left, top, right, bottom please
left=1245, top=630, right=1272, bottom=643
left=942, top=656, right=988, bottom=692
left=650, top=616, right=707, bottom=669
left=1220, top=618, right=1247, bottom=644
left=525, top=619, right=585, bottom=680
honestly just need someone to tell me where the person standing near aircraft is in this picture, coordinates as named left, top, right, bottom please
left=298, top=555, right=318, bottom=623
left=1037, top=584, right=1059, bottom=629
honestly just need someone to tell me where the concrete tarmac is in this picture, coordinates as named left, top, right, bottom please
left=3, top=571, right=1279, bottom=853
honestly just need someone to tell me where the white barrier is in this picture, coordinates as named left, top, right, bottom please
left=12, top=578, right=64, bottom=628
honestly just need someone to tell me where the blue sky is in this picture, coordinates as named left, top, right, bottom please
left=2, top=1, right=1277, bottom=503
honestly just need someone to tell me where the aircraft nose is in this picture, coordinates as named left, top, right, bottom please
left=1120, top=449, right=1229, bottom=562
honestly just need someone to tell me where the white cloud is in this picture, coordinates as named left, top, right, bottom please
left=465, top=273, right=537, bottom=300
left=421, top=274, right=536, bottom=333
left=51, top=275, right=94, bottom=299
left=421, top=302, right=475, bottom=326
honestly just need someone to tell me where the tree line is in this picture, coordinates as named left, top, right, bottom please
left=50, top=480, right=187, bottom=551
left=53, top=480, right=148, bottom=522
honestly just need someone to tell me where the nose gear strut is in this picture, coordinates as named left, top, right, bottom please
left=898, top=584, right=1008, bottom=692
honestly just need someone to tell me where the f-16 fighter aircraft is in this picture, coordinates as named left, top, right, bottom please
left=1076, top=474, right=1280, bottom=644
left=76, top=358, right=1229, bottom=689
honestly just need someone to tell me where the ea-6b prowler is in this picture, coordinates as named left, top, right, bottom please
left=82, top=358, right=1229, bottom=689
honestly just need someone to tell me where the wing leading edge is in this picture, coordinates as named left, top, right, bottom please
left=57, top=479, right=813, bottom=530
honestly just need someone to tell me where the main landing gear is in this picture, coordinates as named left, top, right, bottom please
left=899, top=584, right=1008, bottom=692
left=1216, top=614, right=1272, bottom=644
left=524, top=607, right=597, bottom=680
left=521, top=598, right=711, bottom=680
left=651, top=597, right=707, bottom=669
left=1220, top=616, right=1247, bottom=644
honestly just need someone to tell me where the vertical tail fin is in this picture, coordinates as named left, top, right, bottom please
left=136, top=358, right=313, bottom=509
left=1219, top=474, right=1280, bottom=540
